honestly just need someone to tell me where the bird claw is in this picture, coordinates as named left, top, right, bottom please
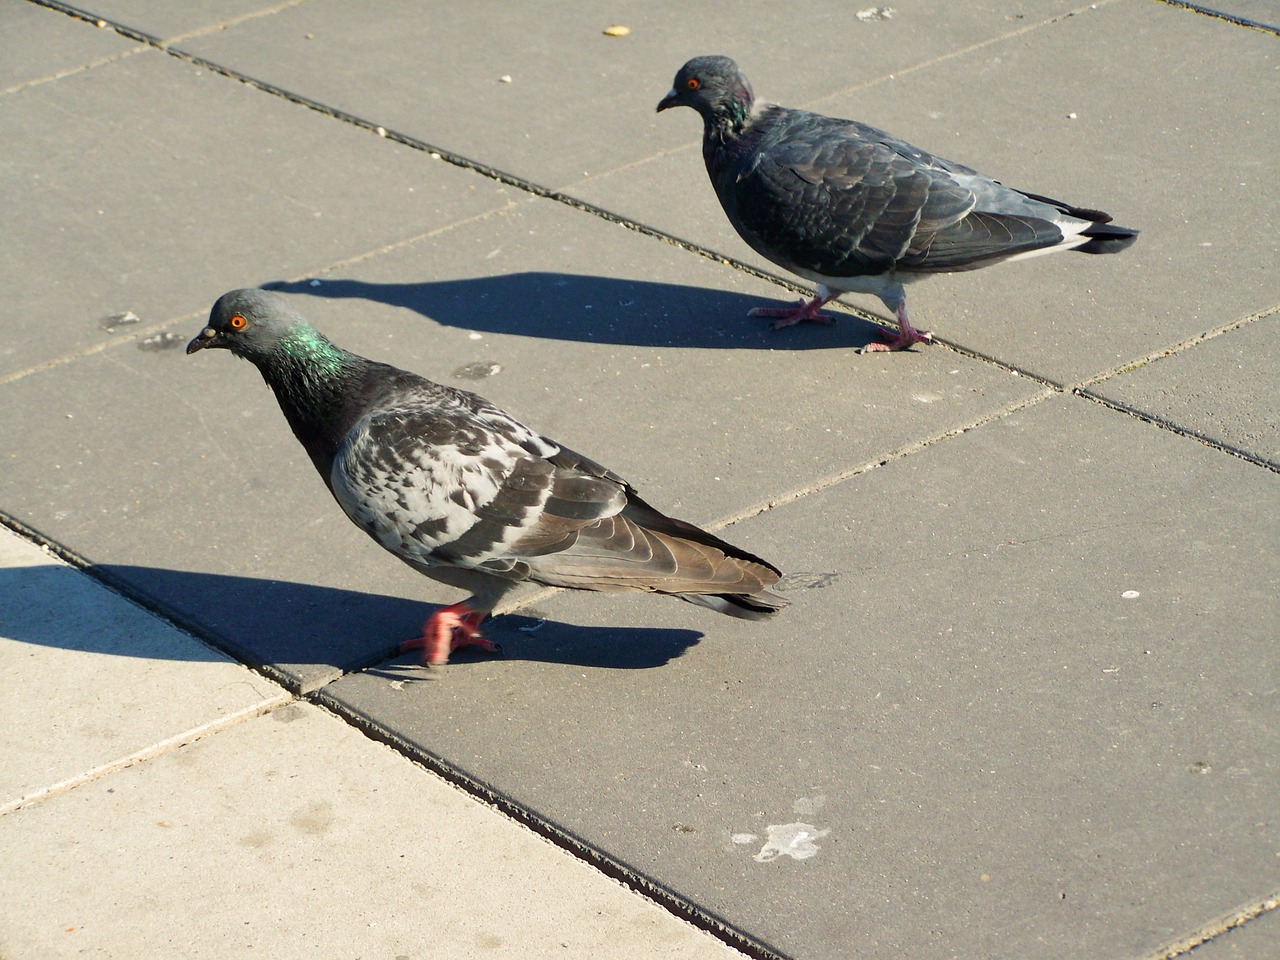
left=401, top=603, right=497, bottom=666
left=862, top=323, right=933, bottom=353
left=748, top=299, right=835, bottom=328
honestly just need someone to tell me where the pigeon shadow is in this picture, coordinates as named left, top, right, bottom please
left=0, top=563, right=704, bottom=689
left=267, top=273, right=887, bottom=351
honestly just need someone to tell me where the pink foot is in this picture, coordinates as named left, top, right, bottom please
left=862, top=327, right=934, bottom=352
left=400, top=602, right=499, bottom=666
left=748, top=295, right=835, bottom=329
left=862, top=299, right=933, bottom=352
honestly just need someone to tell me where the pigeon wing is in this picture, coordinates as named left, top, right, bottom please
left=330, top=387, right=781, bottom=601
left=515, top=445, right=782, bottom=598
left=725, top=113, right=976, bottom=278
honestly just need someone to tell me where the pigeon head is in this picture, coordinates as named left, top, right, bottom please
left=656, top=56, right=753, bottom=122
left=186, top=288, right=318, bottom=363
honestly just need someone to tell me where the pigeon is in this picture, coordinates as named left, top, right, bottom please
left=187, top=289, right=787, bottom=665
left=657, top=56, right=1139, bottom=351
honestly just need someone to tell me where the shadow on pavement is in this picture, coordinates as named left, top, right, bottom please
left=268, top=273, right=885, bottom=351
left=0, top=563, right=703, bottom=672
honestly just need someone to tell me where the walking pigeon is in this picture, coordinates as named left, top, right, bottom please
left=657, top=56, right=1138, bottom=351
left=187, top=289, right=787, bottom=665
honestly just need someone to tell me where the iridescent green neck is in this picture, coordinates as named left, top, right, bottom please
left=277, top=323, right=349, bottom=380
left=255, top=323, right=367, bottom=433
left=725, top=97, right=751, bottom=127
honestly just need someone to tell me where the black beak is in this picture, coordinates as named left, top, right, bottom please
left=186, top=327, right=220, bottom=354
left=656, top=89, right=679, bottom=113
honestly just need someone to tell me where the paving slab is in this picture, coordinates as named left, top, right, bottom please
left=173, top=0, right=1094, bottom=190
left=0, top=525, right=285, bottom=812
left=575, top=0, right=1280, bottom=385
left=321, top=394, right=1280, bottom=960
left=0, top=46, right=513, bottom=377
left=0, top=194, right=1043, bottom=692
left=1086, top=314, right=1280, bottom=468
left=0, top=0, right=142, bottom=91
left=0, top=700, right=746, bottom=960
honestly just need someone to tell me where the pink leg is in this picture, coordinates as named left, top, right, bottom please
left=400, top=601, right=499, bottom=666
left=748, top=292, right=836, bottom=329
left=863, top=298, right=933, bottom=352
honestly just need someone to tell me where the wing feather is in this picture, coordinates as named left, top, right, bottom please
left=329, top=387, right=783, bottom=609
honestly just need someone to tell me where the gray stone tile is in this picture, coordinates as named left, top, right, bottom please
left=0, top=48, right=512, bottom=376
left=1087, top=315, right=1280, bottom=467
left=575, top=0, right=1280, bottom=385
left=321, top=394, right=1280, bottom=960
left=0, top=195, right=1042, bottom=692
left=0, top=526, right=286, bottom=811
left=0, top=1, right=142, bottom=92
left=0, top=701, right=744, bottom=959
left=175, top=0, right=1093, bottom=189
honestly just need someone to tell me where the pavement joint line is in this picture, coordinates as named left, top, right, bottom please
left=0, top=200, right=531, bottom=389
left=0, top=694, right=293, bottom=817
left=154, top=0, right=314, bottom=49
left=0, top=308, right=205, bottom=387
left=1155, top=0, right=1280, bottom=36
left=261, top=195, right=532, bottom=284
left=0, top=512, right=456, bottom=701
left=1072, top=302, right=1280, bottom=392
left=1062, top=304, right=1280, bottom=472
left=805, top=0, right=1125, bottom=113
left=1137, top=888, right=1280, bottom=959
left=712, top=387, right=1060, bottom=530
left=1073, top=388, right=1280, bottom=473
left=0, top=513, right=321, bottom=698
left=0, top=43, right=148, bottom=97
left=27, top=0, right=166, bottom=44
left=305, top=689, right=789, bottom=960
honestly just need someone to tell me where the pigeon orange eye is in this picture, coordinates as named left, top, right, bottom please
left=686, top=78, right=700, bottom=91
left=229, top=314, right=247, bottom=330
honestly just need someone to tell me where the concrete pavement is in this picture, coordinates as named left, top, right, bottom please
left=1, top=1, right=1276, bottom=957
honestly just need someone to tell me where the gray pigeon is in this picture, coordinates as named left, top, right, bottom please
left=657, top=56, right=1138, bottom=351
left=187, top=289, right=787, bottom=665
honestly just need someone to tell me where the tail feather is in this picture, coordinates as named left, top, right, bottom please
left=1016, top=190, right=1115, bottom=223
left=681, top=589, right=789, bottom=620
left=1014, top=188, right=1139, bottom=254
left=1077, top=221, right=1140, bottom=254
left=528, top=496, right=789, bottom=620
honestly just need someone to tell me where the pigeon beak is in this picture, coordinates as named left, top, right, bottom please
left=185, top=327, right=221, bottom=354
left=656, top=89, right=679, bottom=112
